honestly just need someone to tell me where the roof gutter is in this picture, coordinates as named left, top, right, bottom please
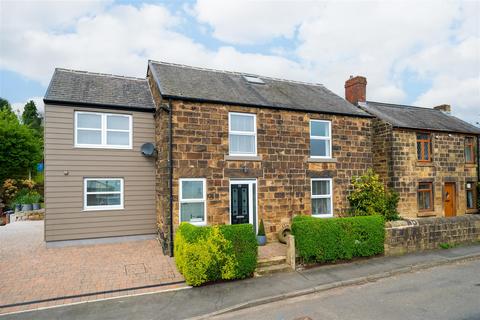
left=43, top=99, right=155, bottom=113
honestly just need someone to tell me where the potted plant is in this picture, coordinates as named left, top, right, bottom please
left=257, top=219, right=267, bottom=246
left=30, top=192, right=42, bottom=210
left=20, top=194, right=33, bottom=212
left=12, top=188, right=28, bottom=212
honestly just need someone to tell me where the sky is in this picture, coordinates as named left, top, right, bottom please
left=0, top=0, right=479, bottom=125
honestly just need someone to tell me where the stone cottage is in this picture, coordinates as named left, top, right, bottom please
left=345, top=76, right=480, bottom=219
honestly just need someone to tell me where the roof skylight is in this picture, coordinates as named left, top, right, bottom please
left=243, top=75, right=265, bottom=84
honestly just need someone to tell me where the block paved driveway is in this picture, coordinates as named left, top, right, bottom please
left=0, top=221, right=185, bottom=315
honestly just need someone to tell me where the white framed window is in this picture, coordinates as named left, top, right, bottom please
left=228, top=112, right=257, bottom=156
left=179, top=178, right=207, bottom=226
left=84, top=178, right=124, bottom=211
left=311, top=178, right=333, bottom=217
left=310, top=120, right=332, bottom=158
left=75, top=111, right=132, bottom=149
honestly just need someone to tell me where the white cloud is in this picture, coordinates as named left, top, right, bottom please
left=193, top=0, right=319, bottom=45
left=0, top=0, right=478, bottom=124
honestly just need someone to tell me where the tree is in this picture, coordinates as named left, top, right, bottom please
left=22, top=100, right=42, bottom=130
left=0, top=97, right=13, bottom=112
left=0, top=108, right=42, bottom=184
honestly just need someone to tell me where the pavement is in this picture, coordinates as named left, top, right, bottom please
left=2, top=242, right=479, bottom=320
left=213, top=258, right=480, bottom=320
left=0, top=221, right=185, bottom=315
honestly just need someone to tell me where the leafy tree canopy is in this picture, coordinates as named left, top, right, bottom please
left=22, top=100, right=42, bottom=130
left=0, top=97, right=13, bottom=112
left=0, top=108, right=43, bottom=184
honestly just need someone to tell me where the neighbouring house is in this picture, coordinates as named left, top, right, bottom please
left=43, top=69, right=156, bottom=241
left=345, top=76, right=480, bottom=219
left=43, top=62, right=479, bottom=253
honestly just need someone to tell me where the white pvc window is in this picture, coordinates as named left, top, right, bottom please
left=229, top=112, right=257, bottom=156
left=311, top=178, right=333, bottom=217
left=75, top=111, right=132, bottom=149
left=179, top=178, right=206, bottom=225
left=310, top=120, right=332, bottom=158
left=84, top=178, right=124, bottom=211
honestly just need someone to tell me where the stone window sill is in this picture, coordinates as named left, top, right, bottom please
left=465, top=163, right=476, bottom=168
left=416, top=162, right=435, bottom=168
left=308, top=157, right=337, bottom=163
left=224, top=155, right=262, bottom=161
left=466, top=209, right=479, bottom=214
left=417, top=211, right=436, bottom=217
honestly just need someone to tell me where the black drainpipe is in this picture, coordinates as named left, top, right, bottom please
left=168, top=99, right=174, bottom=257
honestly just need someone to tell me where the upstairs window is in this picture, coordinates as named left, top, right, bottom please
left=466, top=182, right=476, bottom=209
left=229, top=113, right=257, bottom=156
left=75, top=112, right=132, bottom=149
left=310, top=120, right=332, bottom=158
left=418, top=182, right=433, bottom=211
left=311, top=178, right=333, bottom=217
left=465, top=137, right=475, bottom=163
left=179, top=178, right=206, bottom=225
left=416, top=133, right=431, bottom=162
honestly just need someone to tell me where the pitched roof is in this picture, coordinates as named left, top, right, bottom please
left=362, top=101, right=480, bottom=134
left=148, top=61, right=371, bottom=117
left=44, top=68, right=155, bottom=111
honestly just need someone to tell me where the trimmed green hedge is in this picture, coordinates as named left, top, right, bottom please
left=174, top=223, right=257, bottom=286
left=292, top=215, right=385, bottom=263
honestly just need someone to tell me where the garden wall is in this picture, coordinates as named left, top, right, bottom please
left=385, top=215, right=480, bottom=255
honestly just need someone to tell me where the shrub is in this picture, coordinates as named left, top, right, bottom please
left=174, top=223, right=257, bottom=286
left=347, top=169, right=400, bottom=221
left=1, top=179, right=18, bottom=207
left=292, top=215, right=385, bottom=263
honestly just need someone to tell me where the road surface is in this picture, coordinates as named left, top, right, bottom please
left=213, top=259, right=480, bottom=320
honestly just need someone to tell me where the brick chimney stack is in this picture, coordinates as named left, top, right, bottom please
left=433, top=104, right=451, bottom=114
left=345, top=76, right=367, bottom=105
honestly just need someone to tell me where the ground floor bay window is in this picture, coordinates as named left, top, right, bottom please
left=311, top=178, right=333, bottom=217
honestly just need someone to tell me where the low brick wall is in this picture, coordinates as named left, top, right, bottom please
left=385, top=215, right=480, bottom=255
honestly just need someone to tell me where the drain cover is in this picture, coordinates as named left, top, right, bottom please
left=125, top=263, right=147, bottom=275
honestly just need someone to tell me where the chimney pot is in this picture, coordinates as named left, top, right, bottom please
left=433, top=104, right=451, bottom=114
left=345, top=76, right=367, bottom=105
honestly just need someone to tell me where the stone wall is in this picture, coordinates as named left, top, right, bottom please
left=384, top=215, right=480, bottom=255
left=160, top=99, right=373, bottom=240
left=391, top=130, right=477, bottom=218
left=371, top=119, right=393, bottom=188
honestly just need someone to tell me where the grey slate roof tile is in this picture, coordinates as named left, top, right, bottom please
left=148, top=61, right=371, bottom=117
left=363, top=101, right=480, bottom=134
left=44, top=68, right=155, bottom=110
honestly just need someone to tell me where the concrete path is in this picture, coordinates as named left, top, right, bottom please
left=2, top=243, right=479, bottom=320
left=0, top=221, right=185, bottom=315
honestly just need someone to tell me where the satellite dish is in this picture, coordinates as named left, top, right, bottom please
left=141, top=143, right=156, bottom=157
